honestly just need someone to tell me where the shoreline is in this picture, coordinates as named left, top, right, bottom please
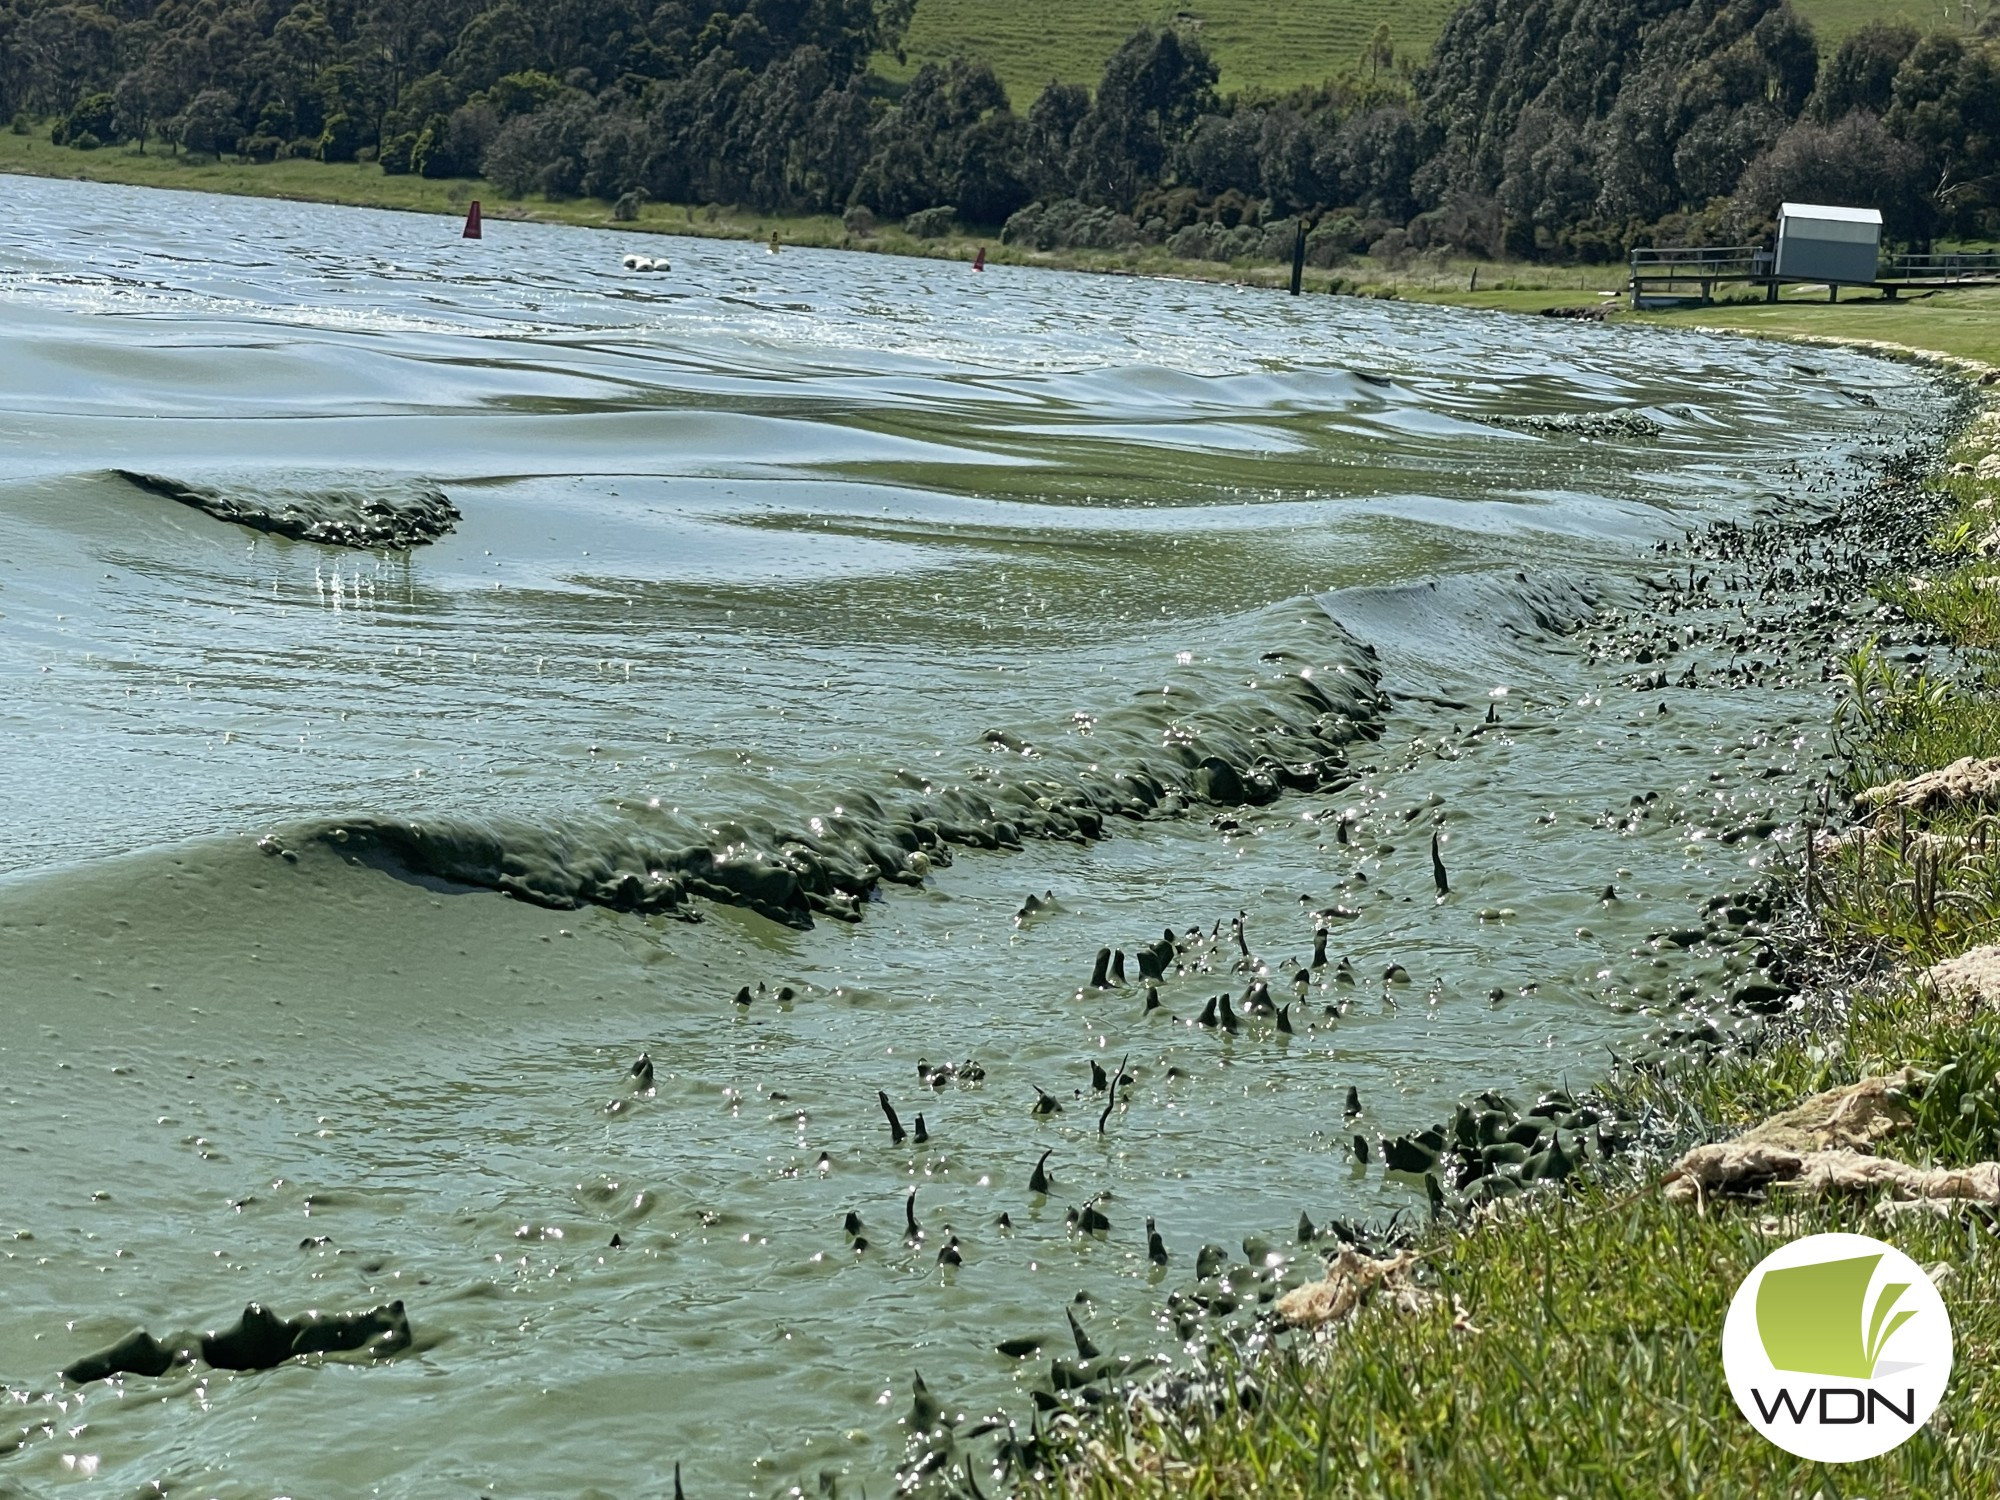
left=0, top=130, right=1619, bottom=315
left=1011, top=358, right=2000, bottom=1495
left=11, top=131, right=2000, bottom=353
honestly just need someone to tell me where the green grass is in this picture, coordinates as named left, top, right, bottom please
left=883, top=0, right=1894, bottom=107
left=1669, top=286, right=2000, bottom=374
left=883, top=0, right=1457, bottom=104
left=1030, top=1191, right=2000, bottom=1499
left=1793, top=0, right=1935, bottom=47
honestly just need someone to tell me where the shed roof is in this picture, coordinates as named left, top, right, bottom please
left=1779, top=202, right=1883, bottom=225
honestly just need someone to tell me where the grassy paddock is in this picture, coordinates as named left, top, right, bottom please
left=880, top=0, right=1892, bottom=106
left=1675, top=289, right=2000, bottom=374
left=882, top=0, right=1459, bottom=103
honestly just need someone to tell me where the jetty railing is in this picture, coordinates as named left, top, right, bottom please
left=1886, top=251, right=2000, bottom=282
left=1629, top=244, right=2000, bottom=307
left=1628, top=246, right=1770, bottom=307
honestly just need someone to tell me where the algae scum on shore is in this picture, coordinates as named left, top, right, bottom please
left=0, top=177, right=1953, bottom=1497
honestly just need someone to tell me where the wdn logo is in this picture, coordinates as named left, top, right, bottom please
left=1723, top=1232, right=1954, bottom=1461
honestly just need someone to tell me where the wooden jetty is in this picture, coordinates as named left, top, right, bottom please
left=1628, top=247, right=2000, bottom=309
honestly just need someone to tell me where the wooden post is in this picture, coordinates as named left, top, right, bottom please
left=1289, top=220, right=1305, bottom=296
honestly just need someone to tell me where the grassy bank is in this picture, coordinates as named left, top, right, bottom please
left=1007, top=368, right=2000, bottom=1498
left=1677, top=289, right=2000, bottom=375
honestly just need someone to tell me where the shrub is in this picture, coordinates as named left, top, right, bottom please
left=1733, top=111, right=1929, bottom=243
left=318, top=113, right=361, bottom=164
left=580, top=110, right=644, bottom=199
left=843, top=204, right=876, bottom=235
left=1166, top=220, right=1262, bottom=261
left=903, top=205, right=956, bottom=238
left=999, top=198, right=1143, bottom=251
left=411, top=115, right=451, bottom=177
left=1258, top=216, right=1302, bottom=261
left=379, top=132, right=418, bottom=175
left=53, top=92, right=116, bottom=147
left=1132, top=185, right=1204, bottom=233
left=1368, top=227, right=1411, bottom=266
left=1305, top=212, right=1367, bottom=266
left=611, top=187, right=647, bottom=221
left=477, top=95, right=596, bottom=198
left=10, top=111, right=29, bottom=135
left=176, top=90, right=238, bottom=157
left=481, top=115, right=543, bottom=196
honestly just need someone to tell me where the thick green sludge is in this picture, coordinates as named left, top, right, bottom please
left=312, top=606, right=1385, bottom=927
left=113, top=469, right=461, bottom=549
left=60, top=1301, right=412, bottom=1384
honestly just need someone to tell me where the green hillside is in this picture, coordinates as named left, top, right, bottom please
left=884, top=0, right=1915, bottom=106
left=883, top=0, right=1457, bottom=101
left=1793, top=0, right=1932, bottom=48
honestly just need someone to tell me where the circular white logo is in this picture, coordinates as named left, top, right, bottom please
left=1723, top=1231, right=1953, bottom=1462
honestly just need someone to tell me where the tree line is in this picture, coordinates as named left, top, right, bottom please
left=3, top=0, right=1996, bottom=261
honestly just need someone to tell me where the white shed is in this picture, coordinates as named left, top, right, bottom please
left=1775, top=203, right=1882, bottom=286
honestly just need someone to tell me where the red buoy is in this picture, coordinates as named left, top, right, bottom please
left=972, top=245, right=985, bottom=271
left=463, top=200, right=482, bottom=239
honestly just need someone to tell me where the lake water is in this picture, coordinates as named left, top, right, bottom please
left=0, top=176, right=1943, bottom=1496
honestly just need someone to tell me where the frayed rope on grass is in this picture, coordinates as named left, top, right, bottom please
left=1857, top=755, right=2000, bottom=817
left=1665, top=1144, right=2000, bottom=1215
left=1273, top=1248, right=1434, bottom=1329
left=1924, top=942, right=2000, bottom=1008
left=1658, top=1068, right=1974, bottom=1212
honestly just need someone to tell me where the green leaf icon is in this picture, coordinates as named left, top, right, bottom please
left=1756, top=1253, right=1915, bottom=1379
left=1865, top=1282, right=1916, bottom=1373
